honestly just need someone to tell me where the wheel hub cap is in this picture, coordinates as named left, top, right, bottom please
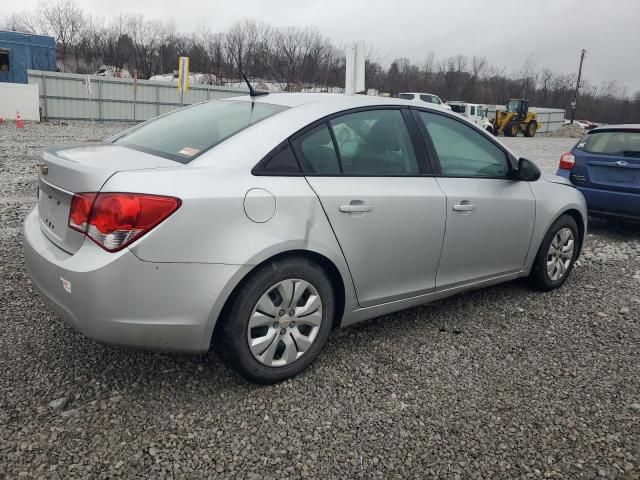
left=546, top=227, right=575, bottom=281
left=247, top=279, right=323, bottom=367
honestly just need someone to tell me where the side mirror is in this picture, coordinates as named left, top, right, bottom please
left=515, top=157, right=541, bottom=181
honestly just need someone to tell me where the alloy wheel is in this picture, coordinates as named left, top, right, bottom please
left=247, top=279, right=323, bottom=367
left=546, top=227, right=575, bottom=281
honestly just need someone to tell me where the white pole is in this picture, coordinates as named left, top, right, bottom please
left=344, top=41, right=365, bottom=95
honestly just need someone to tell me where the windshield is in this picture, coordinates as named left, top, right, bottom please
left=113, top=100, right=288, bottom=163
left=506, top=100, right=520, bottom=112
left=576, top=130, right=640, bottom=157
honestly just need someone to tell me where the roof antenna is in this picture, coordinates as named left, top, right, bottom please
left=241, top=70, right=268, bottom=97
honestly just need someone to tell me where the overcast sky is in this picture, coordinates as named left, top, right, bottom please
left=4, top=0, right=640, bottom=93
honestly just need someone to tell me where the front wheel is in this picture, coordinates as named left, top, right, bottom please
left=528, top=214, right=580, bottom=291
left=505, top=122, right=519, bottom=137
left=215, top=257, right=335, bottom=383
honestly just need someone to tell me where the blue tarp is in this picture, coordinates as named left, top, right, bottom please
left=0, top=31, right=56, bottom=84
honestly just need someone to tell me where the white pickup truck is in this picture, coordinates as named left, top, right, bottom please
left=447, top=101, right=494, bottom=133
left=398, top=92, right=452, bottom=111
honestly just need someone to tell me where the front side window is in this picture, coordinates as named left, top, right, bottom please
left=418, top=111, right=509, bottom=178
left=576, top=131, right=640, bottom=157
left=113, top=100, right=287, bottom=163
left=329, top=110, right=419, bottom=176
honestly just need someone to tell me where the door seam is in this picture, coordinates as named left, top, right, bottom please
left=302, top=176, right=362, bottom=307
left=433, top=177, right=448, bottom=290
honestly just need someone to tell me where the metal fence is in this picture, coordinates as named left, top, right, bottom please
left=28, top=69, right=246, bottom=122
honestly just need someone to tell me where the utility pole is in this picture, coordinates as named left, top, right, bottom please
left=570, top=49, right=586, bottom=124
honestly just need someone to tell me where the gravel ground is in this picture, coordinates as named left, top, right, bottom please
left=499, top=136, right=578, bottom=174
left=1, top=121, right=639, bottom=479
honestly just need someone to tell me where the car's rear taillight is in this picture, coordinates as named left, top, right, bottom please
left=69, top=193, right=97, bottom=232
left=559, top=152, right=576, bottom=170
left=68, top=192, right=181, bottom=252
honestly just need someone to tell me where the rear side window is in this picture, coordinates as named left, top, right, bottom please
left=329, top=110, right=419, bottom=175
left=398, top=93, right=415, bottom=100
left=293, top=124, right=341, bottom=174
left=256, top=143, right=301, bottom=174
left=576, top=131, right=640, bottom=156
left=113, top=100, right=288, bottom=163
left=418, top=111, right=509, bottom=178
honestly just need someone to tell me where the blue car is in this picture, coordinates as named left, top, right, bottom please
left=556, top=125, right=640, bottom=220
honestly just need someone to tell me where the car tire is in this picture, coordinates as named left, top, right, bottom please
left=215, top=257, right=335, bottom=384
left=528, top=214, right=580, bottom=291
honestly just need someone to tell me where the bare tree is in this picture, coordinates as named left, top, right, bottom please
left=4, top=1, right=638, bottom=122
left=37, top=0, right=85, bottom=71
left=2, top=11, right=38, bottom=33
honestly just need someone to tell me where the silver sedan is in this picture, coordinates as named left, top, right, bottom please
left=23, top=93, right=587, bottom=383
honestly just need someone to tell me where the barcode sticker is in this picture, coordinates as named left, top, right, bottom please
left=178, top=146, right=200, bottom=156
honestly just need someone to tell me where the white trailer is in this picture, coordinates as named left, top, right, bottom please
left=447, top=101, right=494, bottom=132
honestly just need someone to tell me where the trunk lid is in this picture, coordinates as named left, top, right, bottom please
left=38, top=143, right=180, bottom=254
left=572, top=150, right=640, bottom=194
left=571, top=128, right=640, bottom=194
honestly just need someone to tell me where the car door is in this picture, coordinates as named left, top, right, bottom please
left=292, top=108, right=446, bottom=308
left=413, top=110, right=536, bottom=288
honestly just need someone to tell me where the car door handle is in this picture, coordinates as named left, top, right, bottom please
left=453, top=203, right=476, bottom=212
left=339, top=203, right=373, bottom=213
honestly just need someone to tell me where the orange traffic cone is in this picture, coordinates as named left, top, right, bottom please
left=16, top=111, right=24, bottom=129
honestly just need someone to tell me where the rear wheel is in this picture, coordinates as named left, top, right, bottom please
left=215, top=257, right=335, bottom=384
left=524, top=121, right=537, bottom=137
left=528, top=214, right=579, bottom=291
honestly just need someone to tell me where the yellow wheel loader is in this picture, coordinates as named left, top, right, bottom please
left=491, top=99, right=541, bottom=137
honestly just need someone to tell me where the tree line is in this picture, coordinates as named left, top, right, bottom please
left=3, top=0, right=639, bottom=123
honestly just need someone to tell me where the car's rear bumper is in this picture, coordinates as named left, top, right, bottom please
left=23, top=207, right=243, bottom=353
left=575, top=185, right=640, bottom=219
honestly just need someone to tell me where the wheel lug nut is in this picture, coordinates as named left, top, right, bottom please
left=289, top=309, right=295, bottom=316
left=273, top=322, right=279, bottom=328
left=279, top=310, right=285, bottom=316
left=280, top=328, right=286, bottom=335
left=290, top=321, right=295, bottom=327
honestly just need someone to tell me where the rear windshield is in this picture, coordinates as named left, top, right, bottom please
left=449, top=104, right=466, bottom=113
left=576, top=130, right=640, bottom=157
left=398, top=93, right=415, bottom=100
left=113, top=100, right=288, bottom=163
